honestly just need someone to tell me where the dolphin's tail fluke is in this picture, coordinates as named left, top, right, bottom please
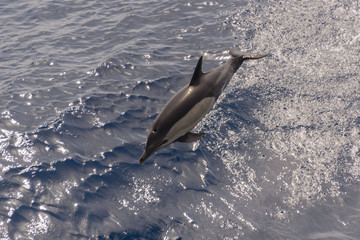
left=229, top=48, right=270, bottom=60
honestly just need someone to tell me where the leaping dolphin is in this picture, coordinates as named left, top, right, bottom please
left=140, top=48, right=269, bottom=164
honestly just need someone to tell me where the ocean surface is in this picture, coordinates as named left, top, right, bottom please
left=0, top=0, right=359, bottom=239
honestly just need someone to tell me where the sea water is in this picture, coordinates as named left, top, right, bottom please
left=0, top=0, right=359, bottom=239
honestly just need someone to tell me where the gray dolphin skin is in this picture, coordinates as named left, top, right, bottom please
left=140, top=48, right=269, bottom=164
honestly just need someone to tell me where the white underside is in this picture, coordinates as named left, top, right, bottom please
left=165, top=97, right=216, bottom=144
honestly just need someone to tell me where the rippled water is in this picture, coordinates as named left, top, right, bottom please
left=0, top=0, right=359, bottom=239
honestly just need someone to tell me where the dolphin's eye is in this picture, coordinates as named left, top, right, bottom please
left=152, top=129, right=157, bottom=133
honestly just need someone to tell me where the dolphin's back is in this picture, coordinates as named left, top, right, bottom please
left=153, top=84, right=209, bottom=135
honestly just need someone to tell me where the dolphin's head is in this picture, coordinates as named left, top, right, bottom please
left=140, top=125, right=169, bottom=164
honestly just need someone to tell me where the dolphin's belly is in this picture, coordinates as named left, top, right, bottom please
left=166, top=97, right=216, bottom=142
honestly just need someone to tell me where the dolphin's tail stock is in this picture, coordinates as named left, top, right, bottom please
left=229, top=48, right=270, bottom=60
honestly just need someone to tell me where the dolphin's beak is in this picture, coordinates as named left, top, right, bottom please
left=139, top=139, right=168, bottom=164
left=139, top=150, right=152, bottom=164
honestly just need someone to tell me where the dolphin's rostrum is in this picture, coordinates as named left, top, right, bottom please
left=140, top=48, right=269, bottom=164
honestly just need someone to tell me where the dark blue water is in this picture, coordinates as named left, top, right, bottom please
left=1, top=0, right=359, bottom=239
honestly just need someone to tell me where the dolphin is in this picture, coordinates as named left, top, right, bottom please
left=140, top=48, right=269, bottom=164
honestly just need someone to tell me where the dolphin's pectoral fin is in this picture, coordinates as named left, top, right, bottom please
left=176, top=132, right=206, bottom=143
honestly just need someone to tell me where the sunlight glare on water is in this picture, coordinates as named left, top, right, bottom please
left=0, top=0, right=359, bottom=239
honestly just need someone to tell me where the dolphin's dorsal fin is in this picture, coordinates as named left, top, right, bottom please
left=189, top=56, right=203, bottom=86
left=176, top=132, right=206, bottom=143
